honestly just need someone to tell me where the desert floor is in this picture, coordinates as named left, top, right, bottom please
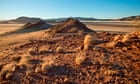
left=0, top=24, right=24, bottom=34
left=0, top=22, right=139, bottom=49
left=0, top=22, right=140, bottom=84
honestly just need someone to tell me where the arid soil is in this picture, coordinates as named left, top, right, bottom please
left=0, top=19, right=140, bottom=84
left=0, top=31, right=140, bottom=84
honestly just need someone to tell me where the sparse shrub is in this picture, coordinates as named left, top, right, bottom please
left=0, top=63, right=18, bottom=81
left=18, top=56, right=31, bottom=65
left=39, top=47, right=48, bottom=54
left=113, top=35, right=121, bottom=41
left=41, top=57, right=55, bottom=72
left=56, top=46, right=64, bottom=53
left=0, top=70, right=8, bottom=81
left=18, top=56, right=32, bottom=73
left=41, top=62, right=53, bottom=72
left=12, top=56, right=21, bottom=63
left=5, top=72, right=20, bottom=81
left=28, top=47, right=38, bottom=55
left=0, top=52, right=6, bottom=58
left=104, top=68, right=119, bottom=76
left=5, top=72, right=13, bottom=80
left=5, top=72, right=19, bottom=81
left=106, top=41, right=117, bottom=48
left=41, top=61, right=54, bottom=72
left=122, top=34, right=129, bottom=43
left=84, top=34, right=96, bottom=50
left=75, top=52, right=86, bottom=65
left=1, top=63, right=17, bottom=73
left=35, top=67, right=41, bottom=73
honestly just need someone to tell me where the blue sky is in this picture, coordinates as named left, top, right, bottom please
left=0, top=0, right=140, bottom=20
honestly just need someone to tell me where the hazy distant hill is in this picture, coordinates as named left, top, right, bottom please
left=46, top=16, right=140, bottom=22
left=118, top=16, right=140, bottom=21
left=46, top=17, right=97, bottom=22
left=0, top=17, right=43, bottom=24
left=0, top=15, right=140, bottom=24
left=13, top=17, right=42, bottom=23
left=10, top=17, right=43, bottom=23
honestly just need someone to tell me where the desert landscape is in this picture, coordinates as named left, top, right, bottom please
left=0, top=17, right=140, bottom=84
left=0, top=0, right=140, bottom=83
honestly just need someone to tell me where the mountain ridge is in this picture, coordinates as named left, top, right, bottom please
left=0, top=15, right=140, bottom=24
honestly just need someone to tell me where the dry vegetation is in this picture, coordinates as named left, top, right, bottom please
left=84, top=34, right=97, bottom=51
left=75, top=52, right=86, bottom=65
left=56, top=46, right=64, bottom=53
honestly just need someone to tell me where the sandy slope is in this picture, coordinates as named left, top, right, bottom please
left=87, top=24, right=139, bottom=32
left=0, top=24, right=24, bottom=34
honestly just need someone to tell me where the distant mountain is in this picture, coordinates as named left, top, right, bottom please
left=11, top=16, right=43, bottom=23
left=0, top=16, right=43, bottom=24
left=118, top=16, right=140, bottom=21
left=14, top=17, right=42, bottom=23
left=46, top=17, right=97, bottom=22
left=45, top=16, right=140, bottom=22
left=0, top=15, right=140, bottom=24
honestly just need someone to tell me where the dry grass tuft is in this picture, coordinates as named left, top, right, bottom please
left=12, top=56, right=21, bottom=63
left=28, top=47, right=38, bottom=55
left=41, top=57, right=55, bottom=72
left=0, top=70, right=8, bottom=81
left=18, top=56, right=31, bottom=65
left=106, top=34, right=124, bottom=47
left=106, top=41, right=117, bottom=48
left=0, top=63, right=19, bottom=81
left=113, top=35, right=121, bottom=41
left=39, top=46, right=50, bottom=54
left=75, top=52, right=86, bottom=65
left=5, top=72, right=14, bottom=80
left=5, top=72, right=19, bottom=81
left=1, top=63, right=17, bottom=73
left=56, top=46, right=64, bottom=53
left=84, top=34, right=96, bottom=50
left=41, top=62, right=53, bottom=72
left=18, top=56, right=33, bottom=74
left=35, top=67, right=41, bottom=73
left=122, top=34, right=129, bottom=43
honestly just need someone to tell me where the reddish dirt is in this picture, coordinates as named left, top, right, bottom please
left=47, top=18, right=94, bottom=34
left=0, top=32, right=140, bottom=84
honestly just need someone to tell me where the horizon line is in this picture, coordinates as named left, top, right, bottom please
left=0, top=15, right=140, bottom=21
